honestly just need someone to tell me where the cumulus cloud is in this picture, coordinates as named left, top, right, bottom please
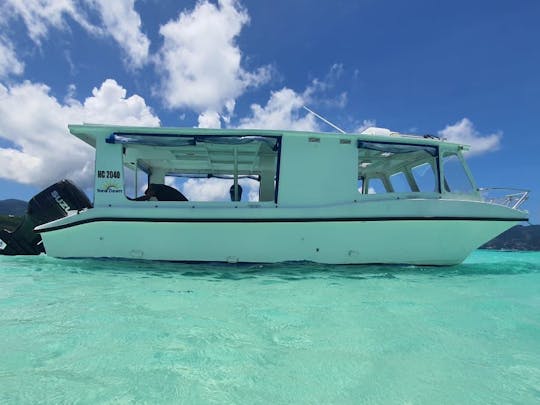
left=180, top=177, right=259, bottom=202
left=236, top=63, right=357, bottom=131
left=2, top=0, right=149, bottom=67
left=89, top=0, right=150, bottom=67
left=3, top=0, right=99, bottom=44
left=239, top=178, right=259, bottom=201
left=238, top=87, right=319, bottom=131
left=0, top=36, right=24, bottom=78
left=438, top=118, right=501, bottom=156
left=0, top=79, right=160, bottom=188
left=181, top=178, right=232, bottom=201
left=303, top=63, right=348, bottom=108
left=81, top=79, right=159, bottom=125
left=156, top=0, right=270, bottom=114
left=197, top=110, right=222, bottom=129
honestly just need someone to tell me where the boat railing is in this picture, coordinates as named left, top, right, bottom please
left=478, top=187, right=530, bottom=209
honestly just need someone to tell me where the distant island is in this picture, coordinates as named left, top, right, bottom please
left=0, top=199, right=27, bottom=217
left=0, top=199, right=539, bottom=251
left=480, top=224, right=540, bottom=251
left=0, top=199, right=28, bottom=232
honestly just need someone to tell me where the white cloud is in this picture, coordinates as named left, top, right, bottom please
left=438, top=118, right=501, bottom=156
left=3, top=0, right=149, bottom=67
left=238, top=87, right=319, bottom=131
left=180, top=177, right=259, bottom=202
left=237, top=63, right=355, bottom=132
left=89, top=0, right=150, bottom=67
left=0, top=36, right=24, bottom=78
left=303, top=63, right=348, bottom=108
left=156, top=0, right=270, bottom=113
left=81, top=79, right=159, bottom=125
left=197, top=110, right=222, bottom=128
left=181, top=178, right=232, bottom=201
left=3, top=0, right=98, bottom=44
left=240, top=178, right=259, bottom=201
left=0, top=79, right=160, bottom=188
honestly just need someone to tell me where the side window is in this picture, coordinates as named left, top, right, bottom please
left=123, top=163, right=149, bottom=199
left=121, top=135, right=280, bottom=203
left=442, top=153, right=474, bottom=193
left=358, top=141, right=439, bottom=196
left=167, top=176, right=260, bottom=202
left=367, top=178, right=386, bottom=194
left=389, top=172, right=411, bottom=193
left=412, top=163, right=437, bottom=192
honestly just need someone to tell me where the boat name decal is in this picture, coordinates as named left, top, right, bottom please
left=51, top=190, right=71, bottom=213
left=97, top=170, right=121, bottom=179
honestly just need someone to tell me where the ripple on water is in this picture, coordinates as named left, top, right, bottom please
left=0, top=249, right=539, bottom=403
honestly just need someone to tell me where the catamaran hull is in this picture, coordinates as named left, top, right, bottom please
left=39, top=218, right=518, bottom=265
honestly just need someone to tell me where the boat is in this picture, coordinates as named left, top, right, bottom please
left=0, top=124, right=529, bottom=265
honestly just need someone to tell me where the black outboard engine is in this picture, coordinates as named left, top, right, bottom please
left=0, top=180, right=92, bottom=255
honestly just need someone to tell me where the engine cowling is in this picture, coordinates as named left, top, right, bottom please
left=0, top=180, right=92, bottom=255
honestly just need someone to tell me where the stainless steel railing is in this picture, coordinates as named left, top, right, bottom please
left=478, top=187, right=530, bottom=209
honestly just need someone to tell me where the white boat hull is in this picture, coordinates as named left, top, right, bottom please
left=39, top=217, right=518, bottom=265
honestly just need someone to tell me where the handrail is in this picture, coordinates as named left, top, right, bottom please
left=478, top=187, right=530, bottom=209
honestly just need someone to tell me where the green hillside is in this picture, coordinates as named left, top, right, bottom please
left=0, top=199, right=27, bottom=216
left=481, top=225, right=540, bottom=251
left=0, top=215, right=23, bottom=232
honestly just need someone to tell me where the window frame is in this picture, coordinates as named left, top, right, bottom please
left=119, top=133, right=282, bottom=204
left=440, top=150, right=478, bottom=195
left=357, top=139, right=441, bottom=195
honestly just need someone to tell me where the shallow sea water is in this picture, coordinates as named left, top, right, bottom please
left=0, top=250, right=539, bottom=404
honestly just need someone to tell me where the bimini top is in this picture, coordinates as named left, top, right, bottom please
left=68, top=123, right=469, bottom=151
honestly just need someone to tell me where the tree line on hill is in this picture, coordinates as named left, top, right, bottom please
left=0, top=199, right=28, bottom=232
left=0, top=199, right=27, bottom=216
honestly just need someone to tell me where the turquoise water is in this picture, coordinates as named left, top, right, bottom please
left=1, top=251, right=539, bottom=404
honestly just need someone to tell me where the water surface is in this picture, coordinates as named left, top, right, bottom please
left=1, top=250, right=539, bottom=404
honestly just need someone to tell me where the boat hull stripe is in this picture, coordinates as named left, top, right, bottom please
left=37, top=216, right=527, bottom=233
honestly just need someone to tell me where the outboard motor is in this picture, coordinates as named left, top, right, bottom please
left=0, top=180, right=92, bottom=255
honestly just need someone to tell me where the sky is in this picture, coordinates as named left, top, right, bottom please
left=0, top=0, right=538, bottom=222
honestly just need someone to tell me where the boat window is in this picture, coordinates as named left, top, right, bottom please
left=164, top=175, right=260, bottom=202
left=442, top=153, right=474, bottom=194
left=358, top=141, right=439, bottom=194
left=123, top=164, right=149, bottom=199
left=121, top=134, right=280, bottom=203
left=357, top=178, right=364, bottom=194
left=411, top=163, right=437, bottom=192
left=389, top=172, right=411, bottom=193
left=367, top=178, right=386, bottom=194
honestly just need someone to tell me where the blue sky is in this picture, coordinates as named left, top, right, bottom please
left=0, top=0, right=538, bottom=222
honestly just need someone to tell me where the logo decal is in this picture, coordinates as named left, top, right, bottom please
left=97, top=181, right=123, bottom=193
left=51, top=190, right=71, bottom=213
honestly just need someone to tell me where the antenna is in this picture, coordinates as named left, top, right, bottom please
left=302, top=106, right=346, bottom=134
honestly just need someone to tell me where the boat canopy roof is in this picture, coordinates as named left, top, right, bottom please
left=68, top=123, right=469, bottom=151
left=123, top=135, right=279, bottom=176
